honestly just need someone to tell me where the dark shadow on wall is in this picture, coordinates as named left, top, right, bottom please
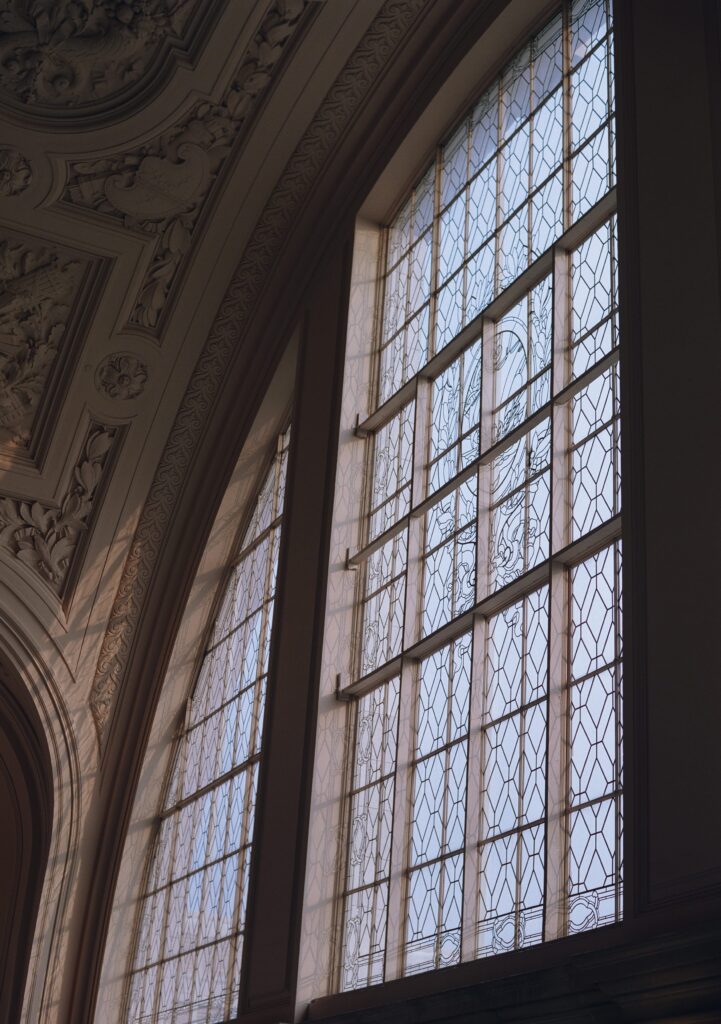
left=0, top=660, right=53, bottom=1024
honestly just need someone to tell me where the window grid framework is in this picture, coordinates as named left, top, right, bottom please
left=338, top=0, right=621, bottom=992
left=125, top=428, right=290, bottom=1024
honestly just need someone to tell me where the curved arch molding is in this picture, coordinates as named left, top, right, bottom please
left=89, top=0, right=428, bottom=742
left=0, top=661, right=53, bottom=1024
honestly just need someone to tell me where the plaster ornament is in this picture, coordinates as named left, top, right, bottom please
left=0, top=147, right=32, bottom=196
left=65, top=0, right=310, bottom=331
left=95, top=352, right=148, bottom=399
left=103, top=143, right=210, bottom=220
left=90, top=0, right=427, bottom=737
left=0, top=238, right=85, bottom=446
left=0, top=0, right=196, bottom=111
left=0, top=425, right=117, bottom=590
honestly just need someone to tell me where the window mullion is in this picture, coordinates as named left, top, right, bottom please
left=385, top=657, right=416, bottom=980
left=562, top=0, right=572, bottom=233
left=386, top=360, right=429, bottom=980
left=429, top=149, right=442, bottom=360
left=545, top=242, right=572, bottom=941
left=460, top=613, right=486, bottom=961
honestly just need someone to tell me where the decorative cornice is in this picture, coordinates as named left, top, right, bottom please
left=0, top=147, right=32, bottom=196
left=95, top=352, right=148, bottom=400
left=63, top=0, right=311, bottom=333
left=0, top=0, right=211, bottom=120
left=89, top=0, right=427, bottom=740
left=0, top=424, right=117, bottom=593
left=0, top=236, right=87, bottom=449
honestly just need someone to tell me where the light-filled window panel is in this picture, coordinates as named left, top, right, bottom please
left=338, top=0, right=621, bottom=993
left=126, top=429, right=290, bottom=1024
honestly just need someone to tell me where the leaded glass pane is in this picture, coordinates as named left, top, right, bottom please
left=477, top=588, right=548, bottom=957
left=405, top=635, right=471, bottom=975
left=422, top=478, right=477, bottom=636
left=429, top=340, right=481, bottom=495
left=340, top=0, right=620, bottom=991
left=340, top=678, right=400, bottom=992
left=567, top=541, right=623, bottom=933
left=126, top=429, right=290, bottom=1024
left=360, top=529, right=407, bottom=675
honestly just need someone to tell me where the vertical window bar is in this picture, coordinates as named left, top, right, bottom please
left=385, top=659, right=416, bottom=981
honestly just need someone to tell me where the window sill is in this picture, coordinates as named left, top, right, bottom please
left=304, top=919, right=721, bottom=1023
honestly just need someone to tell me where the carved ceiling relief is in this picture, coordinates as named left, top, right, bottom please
left=89, top=0, right=428, bottom=739
left=63, top=0, right=311, bottom=332
left=0, top=0, right=203, bottom=113
left=0, top=147, right=32, bottom=195
left=0, top=234, right=89, bottom=449
left=95, top=352, right=148, bottom=399
left=0, top=423, right=119, bottom=594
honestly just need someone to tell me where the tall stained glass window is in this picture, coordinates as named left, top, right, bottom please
left=339, top=0, right=621, bottom=990
left=125, top=428, right=290, bottom=1023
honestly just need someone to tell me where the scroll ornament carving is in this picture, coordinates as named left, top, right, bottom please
left=0, top=148, right=32, bottom=196
left=89, top=0, right=427, bottom=738
left=64, top=0, right=309, bottom=331
left=96, top=352, right=148, bottom=399
left=0, top=0, right=195, bottom=110
left=0, top=238, right=84, bottom=446
left=0, top=425, right=116, bottom=590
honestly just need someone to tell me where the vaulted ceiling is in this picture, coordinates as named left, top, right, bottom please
left=0, top=0, right=418, bottom=741
left=0, top=3, right=494, bottom=1019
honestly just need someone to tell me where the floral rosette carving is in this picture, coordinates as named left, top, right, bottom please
left=0, top=148, right=31, bottom=196
left=96, top=353, right=148, bottom=400
left=0, top=426, right=116, bottom=589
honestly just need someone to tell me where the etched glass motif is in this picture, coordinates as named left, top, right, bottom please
left=360, top=530, right=408, bottom=676
left=340, top=678, right=400, bottom=991
left=489, top=418, right=551, bottom=593
left=493, top=275, right=552, bottom=442
left=422, top=477, right=477, bottom=637
left=369, top=403, right=415, bottom=541
left=429, top=340, right=481, bottom=494
left=341, top=0, right=620, bottom=991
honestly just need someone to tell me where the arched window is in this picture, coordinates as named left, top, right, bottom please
left=124, top=426, right=290, bottom=1024
left=330, top=0, right=621, bottom=991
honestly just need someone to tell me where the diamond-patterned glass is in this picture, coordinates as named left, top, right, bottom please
left=340, top=678, right=400, bottom=992
left=341, top=0, right=620, bottom=992
left=477, top=588, right=548, bottom=957
left=405, top=635, right=471, bottom=976
left=126, top=429, right=290, bottom=1024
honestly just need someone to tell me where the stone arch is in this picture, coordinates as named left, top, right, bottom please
left=0, top=656, right=53, bottom=1023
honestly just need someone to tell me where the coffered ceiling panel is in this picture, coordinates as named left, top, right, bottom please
left=0, top=0, right=222, bottom=124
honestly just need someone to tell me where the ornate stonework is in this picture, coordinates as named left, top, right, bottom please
left=0, top=147, right=32, bottom=196
left=0, top=424, right=117, bottom=592
left=0, top=0, right=203, bottom=115
left=89, top=0, right=428, bottom=738
left=64, top=0, right=311, bottom=332
left=0, top=236, right=87, bottom=448
left=96, top=352, right=148, bottom=400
